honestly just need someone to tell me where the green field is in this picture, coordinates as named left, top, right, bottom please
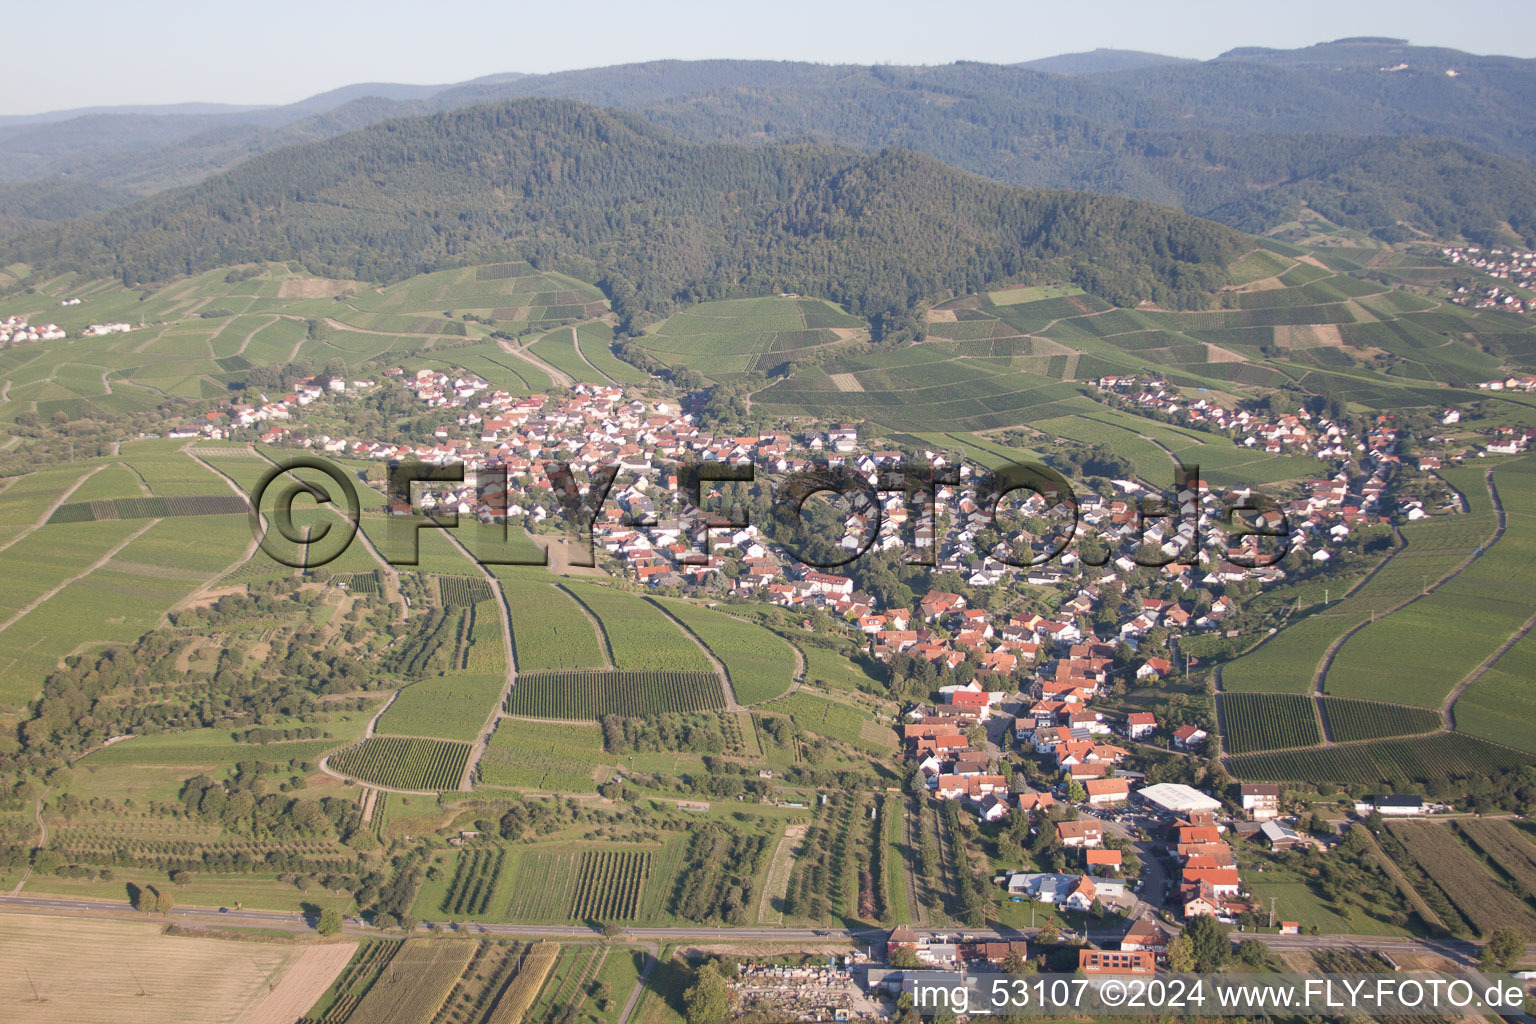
left=762, top=691, right=879, bottom=749
left=1325, top=458, right=1536, bottom=706
left=498, top=574, right=609, bottom=670
left=1224, top=492, right=1496, bottom=694
left=1320, top=699, right=1442, bottom=743
left=374, top=673, right=505, bottom=742
left=650, top=598, right=797, bottom=704
left=561, top=583, right=714, bottom=673
left=635, top=296, right=863, bottom=380
left=477, top=718, right=609, bottom=791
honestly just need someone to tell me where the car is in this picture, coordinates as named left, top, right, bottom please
left=219, top=907, right=230, bottom=914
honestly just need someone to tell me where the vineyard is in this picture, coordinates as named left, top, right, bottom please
left=441, top=847, right=507, bottom=915
left=439, top=575, right=494, bottom=607
left=562, top=582, right=714, bottom=673
left=382, top=607, right=459, bottom=677
left=1388, top=822, right=1536, bottom=938
left=456, top=600, right=506, bottom=672
left=568, top=849, right=652, bottom=921
left=1227, top=732, right=1533, bottom=784
left=477, top=719, right=607, bottom=791
left=507, top=670, right=725, bottom=720
left=651, top=598, right=797, bottom=703
left=1321, top=698, right=1442, bottom=743
left=328, top=736, right=471, bottom=791
left=375, top=674, right=504, bottom=742
left=1218, top=693, right=1321, bottom=753
left=500, top=577, right=608, bottom=670
left=47, top=493, right=249, bottom=523
left=1457, top=820, right=1536, bottom=900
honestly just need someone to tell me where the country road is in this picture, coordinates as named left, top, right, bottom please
left=0, top=895, right=1510, bottom=969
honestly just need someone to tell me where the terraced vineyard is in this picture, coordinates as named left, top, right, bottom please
left=507, top=670, right=725, bottom=720
left=568, top=849, right=651, bottom=921
left=561, top=582, right=714, bottom=673
left=1228, top=732, right=1532, bottom=784
left=1225, top=493, right=1496, bottom=694
left=499, top=575, right=607, bottom=670
left=1457, top=820, right=1536, bottom=899
left=438, top=576, right=493, bottom=607
left=1326, top=459, right=1536, bottom=706
left=1320, top=698, right=1441, bottom=743
left=634, top=296, right=863, bottom=380
left=765, top=691, right=875, bottom=748
left=652, top=597, right=797, bottom=703
left=328, top=736, right=471, bottom=791
left=1218, top=692, right=1321, bottom=753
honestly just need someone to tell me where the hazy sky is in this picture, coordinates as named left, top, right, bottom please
left=7, top=0, right=1536, bottom=115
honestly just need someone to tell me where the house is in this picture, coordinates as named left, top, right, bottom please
left=1136, top=657, right=1174, bottom=680
left=1056, top=820, right=1103, bottom=848
left=1172, top=724, right=1208, bottom=751
left=1181, top=866, right=1240, bottom=896
left=1125, top=712, right=1156, bottom=740
left=977, top=793, right=1011, bottom=823
left=1061, top=875, right=1099, bottom=913
left=1078, top=949, right=1155, bottom=975
left=1016, top=791, right=1055, bottom=813
left=1278, top=921, right=1300, bottom=935
left=1085, top=848, right=1122, bottom=873
left=1120, top=919, right=1169, bottom=957
left=1084, top=778, right=1130, bottom=806
left=1240, top=783, right=1280, bottom=821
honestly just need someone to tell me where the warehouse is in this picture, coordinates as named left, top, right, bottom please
left=1135, top=782, right=1222, bottom=816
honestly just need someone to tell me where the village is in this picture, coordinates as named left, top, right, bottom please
left=1442, top=245, right=1536, bottom=314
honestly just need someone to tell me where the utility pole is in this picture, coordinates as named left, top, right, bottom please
left=1269, top=896, right=1277, bottom=929
left=23, top=968, right=45, bottom=1003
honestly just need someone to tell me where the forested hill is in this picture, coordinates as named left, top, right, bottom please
left=12, top=99, right=1244, bottom=336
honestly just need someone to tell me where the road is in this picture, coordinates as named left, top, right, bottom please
left=0, top=893, right=1506, bottom=968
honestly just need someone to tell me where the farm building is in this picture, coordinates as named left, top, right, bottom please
left=1240, top=783, right=1280, bottom=820
left=1136, top=782, right=1222, bottom=816
left=1353, top=794, right=1429, bottom=817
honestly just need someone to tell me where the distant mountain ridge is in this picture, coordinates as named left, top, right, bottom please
left=8, top=99, right=1245, bottom=336
left=2, top=41, right=1535, bottom=246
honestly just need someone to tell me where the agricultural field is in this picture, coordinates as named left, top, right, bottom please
left=1388, top=822, right=1536, bottom=938
left=498, top=574, right=608, bottom=670
left=763, top=691, right=881, bottom=749
left=575, top=319, right=651, bottom=384
left=1227, top=731, right=1532, bottom=785
left=650, top=597, right=797, bottom=703
left=477, top=719, right=609, bottom=791
left=1453, top=606, right=1536, bottom=752
left=1224, top=492, right=1497, bottom=694
left=439, top=846, right=509, bottom=916
left=340, top=938, right=477, bottom=1024
left=634, top=296, right=863, bottom=380
left=560, top=583, right=714, bottom=673
left=1325, top=458, right=1536, bottom=705
left=1457, top=820, right=1536, bottom=900
left=375, top=673, right=505, bottom=742
left=1218, top=693, right=1321, bottom=754
left=1320, top=698, right=1441, bottom=743
left=0, top=913, right=316, bottom=1024
left=569, top=849, right=653, bottom=921
left=82, top=712, right=372, bottom=766
left=506, top=670, right=725, bottom=720
left=328, top=735, right=471, bottom=791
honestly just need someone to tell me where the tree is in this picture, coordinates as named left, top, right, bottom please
left=1066, top=780, right=1087, bottom=803
left=154, top=888, right=175, bottom=915
left=316, top=907, right=343, bottom=936
left=1184, top=915, right=1230, bottom=972
left=684, top=963, right=730, bottom=1024
left=889, top=947, right=922, bottom=969
left=1483, top=927, right=1527, bottom=972
left=1166, top=935, right=1196, bottom=973
left=1236, top=939, right=1269, bottom=968
left=1036, top=921, right=1060, bottom=945
left=602, top=921, right=625, bottom=938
